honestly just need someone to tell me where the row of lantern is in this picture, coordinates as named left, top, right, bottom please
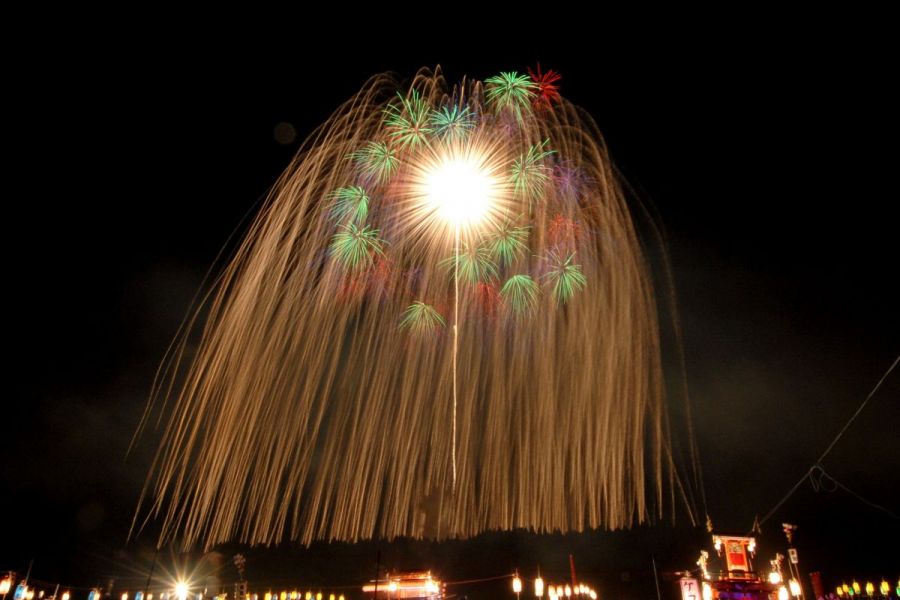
left=836, top=581, right=899, bottom=598
left=110, top=592, right=345, bottom=600
left=263, top=593, right=344, bottom=600
left=0, top=582, right=204, bottom=600
left=89, top=583, right=193, bottom=600
left=1, top=582, right=71, bottom=600
left=512, top=574, right=598, bottom=599
left=0, top=583, right=349, bottom=600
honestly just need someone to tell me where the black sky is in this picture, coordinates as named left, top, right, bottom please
left=4, top=19, right=898, bottom=600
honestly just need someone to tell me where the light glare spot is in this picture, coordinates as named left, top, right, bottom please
left=423, top=155, right=498, bottom=227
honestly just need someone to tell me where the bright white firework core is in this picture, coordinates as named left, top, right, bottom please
left=422, top=154, right=499, bottom=227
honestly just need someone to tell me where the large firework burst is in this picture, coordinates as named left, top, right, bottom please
left=135, top=65, right=679, bottom=549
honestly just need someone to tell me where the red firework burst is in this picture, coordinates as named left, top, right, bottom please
left=528, top=63, right=562, bottom=110
left=338, top=274, right=367, bottom=303
left=337, top=256, right=395, bottom=302
left=474, top=281, right=501, bottom=318
left=367, top=255, right=394, bottom=299
left=548, top=213, right=582, bottom=249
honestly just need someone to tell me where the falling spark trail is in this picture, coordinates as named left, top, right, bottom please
left=452, top=222, right=459, bottom=492
left=133, top=66, right=691, bottom=549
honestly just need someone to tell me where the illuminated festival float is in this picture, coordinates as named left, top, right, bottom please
left=361, top=572, right=444, bottom=599
left=689, top=534, right=779, bottom=600
left=135, top=65, right=703, bottom=550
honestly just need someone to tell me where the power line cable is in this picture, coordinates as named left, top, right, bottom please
left=809, top=465, right=899, bottom=520
left=755, top=354, right=899, bottom=528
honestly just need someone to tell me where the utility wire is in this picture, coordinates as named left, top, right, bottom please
left=755, top=354, right=899, bottom=529
left=809, top=465, right=899, bottom=520
left=814, top=354, right=899, bottom=466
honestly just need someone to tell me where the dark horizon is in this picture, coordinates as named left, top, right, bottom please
left=4, top=22, right=898, bottom=599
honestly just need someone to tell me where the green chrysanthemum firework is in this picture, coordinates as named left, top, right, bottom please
left=500, top=274, right=540, bottom=315
left=488, top=220, right=530, bottom=266
left=439, top=242, right=498, bottom=285
left=384, top=89, right=433, bottom=150
left=541, top=250, right=586, bottom=304
left=399, top=301, right=446, bottom=334
left=350, top=141, right=399, bottom=183
left=329, top=222, right=386, bottom=270
left=511, top=139, right=555, bottom=204
left=429, top=105, right=476, bottom=140
left=484, top=71, right=537, bottom=120
left=328, top=186, right=369, bottom=224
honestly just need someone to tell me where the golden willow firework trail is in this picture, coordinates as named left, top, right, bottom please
left=135, top=66, right=682, bottom=549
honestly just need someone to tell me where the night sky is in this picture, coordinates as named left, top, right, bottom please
left=5, top=22, right=898, bottom=600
